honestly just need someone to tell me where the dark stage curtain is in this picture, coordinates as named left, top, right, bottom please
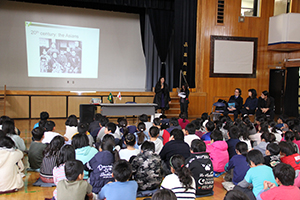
left=173, top=0, right=197, bottom=88
left=284, top=67, right=299, bottom=117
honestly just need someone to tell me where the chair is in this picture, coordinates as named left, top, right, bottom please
left=210, top=102, right=225, bottom=121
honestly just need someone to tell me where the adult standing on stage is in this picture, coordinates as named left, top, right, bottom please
left=153, top=77, right=171, bottom=114
left=179, top=84, right=189, bottom=118
left=256, top=90, right=275, bottom=120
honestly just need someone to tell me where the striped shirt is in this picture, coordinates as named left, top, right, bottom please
left=53, top=164, right=66, bottom=199
left=161, top=173, right=196, bottom=200
left=40, top=154, right=58, bottom=178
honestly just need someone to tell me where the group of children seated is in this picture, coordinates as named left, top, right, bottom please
left=1, top=111, right=300, bottom=200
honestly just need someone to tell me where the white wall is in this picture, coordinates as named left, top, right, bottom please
left=0, top=0, right=147, bottom=91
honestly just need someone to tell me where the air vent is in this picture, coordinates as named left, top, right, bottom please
left=217, top=0, right=225, bottom=25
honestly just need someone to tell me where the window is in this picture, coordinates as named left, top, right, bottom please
left=241, top=0, right=260, bottom=17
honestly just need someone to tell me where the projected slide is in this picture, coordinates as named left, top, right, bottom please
left=25, top=22, right=100, bottom=78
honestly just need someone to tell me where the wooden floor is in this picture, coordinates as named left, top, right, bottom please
left=0, top=119, right=228, bottom=200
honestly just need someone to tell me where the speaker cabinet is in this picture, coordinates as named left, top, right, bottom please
left=79, top=104, right=96, bottom=124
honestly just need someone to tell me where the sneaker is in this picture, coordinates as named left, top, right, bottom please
left=222, top=181, right=235, bottom=191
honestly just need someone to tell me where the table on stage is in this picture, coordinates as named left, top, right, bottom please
left=99, top=103, right=157, bottom=116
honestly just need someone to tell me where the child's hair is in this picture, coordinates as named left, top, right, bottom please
left=223, top=119, right=233, bottom=131
left=272, top=163, right=295, bottom=186
left=235, top=142, right=248, bottom=156
left=190, top=139, right=206, bottom=152
left=45, top=121, right=55, bottom=131
left=242, top=116, right=254, bottom=130
left=0, top=135, right=15, bottom=148
left=223, top=190, right=250, bottom=200
left=169, top=117, right=179, bottom=126
left=40, top=111, right=49, bottom=120
left=185, top=123, right=195, bottom=135
left=266, top=143, right=280, bottom=155
left=238, top=123, right=250, bottom=140
left=141, top=141, right=155, bottom=152
left=124, top=133, right=136, bottom=146
left=152, top=189, right=177, bottom=200
left=56, top=145, right=75, bottom=167
left=99, top=116, right=109, bottom=127
left=234, top=118, right=242, bottom=126
left=214, top=120, right=223, bottom=131
left=268, top=133, right=276, bottom=143
left=112, top=160, right=132, bottom=182
left=118, top=118, right=128, bottom=128
left=170, top=129, right=184, bottom=141
left=2, top=119, right=16, bottom=135
left=77, top=123, right=89, bottom=134
left=94, top=113, right=102, bottom=121
left=139, top=114, right=148, bottom=122
left=65, top=160, right=84, bottom=181
left=286, top=119, right=295, bottom=130
left=285, top=131, right=295, bottom=142
left=32, top=127, right=45, bottom=141
left=149, top=126, right=159, bottom=138
left=205, top=121, right=215, bottom=132
left=137, top=122, right=146, bottom=145
left=268, top=121, right=277, bottom=134
left=279, top=141, right=295, bottom=156
left=65, top=115, right=78, bottom=127
left=71, top=134, right=89, bottom=149
left=0, top=115, right=11, bottom=125
left=169, top=154, right=192, bottom=191
left=153, top=118, right=161, bottom=126
left=210, top=130, right=223, bottom=141
left=246, top=149, right=264, bottom=165
left=229, top=126, right=239, bottom=139
left=179, top=113, right=187, bottom=123
left=260, top=132, right=270, bottom=142
left=191, top=120, right=201, bottom=130
left=101, top=134, right=120, bottom=162
left=105, top=122, right=116, bottom=134
left=43, top=136, right=65, bottom=157
left=0, top=130, right=4, bottom=138
left=201, top=112, right=209, bottom=121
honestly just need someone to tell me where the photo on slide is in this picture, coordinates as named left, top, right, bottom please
left=39, top=38, right=82, bottom=74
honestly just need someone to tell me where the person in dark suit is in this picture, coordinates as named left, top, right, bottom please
left=256, top=90, right=275, bottom=120
left=153, top=77, right=171, bottom=114
left=224, top=88, right=243, bottom=120
left=179, top=84, right=189, bottom=118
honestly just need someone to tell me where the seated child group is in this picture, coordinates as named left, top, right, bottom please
left=1, top=111, right=300, bottom=200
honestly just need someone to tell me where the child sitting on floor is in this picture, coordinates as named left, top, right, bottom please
left=119, top=133, right=140, bottom=161
left=185, top=139, right=214, bottom=195
left=64, top=115, right=78, bottom=141
left=0, top=136, right=24, bottom=193
left=134, top=122, right=149, bottom=149
left=206, top=130, right=229, bottom=173
left=40, top=136, right=65, bottom=183
left=2, top=119, right=26, bottom=151
left=85, top=134, right=119, bottom=194
left=28, top=127, right=47, bottom=170
left=152, top=118, right=170, bottom=145
left=98, top=160, right=138, bottom=200
left=257, top=163, right=300, bottom=200
left=42, top=121, right=68, bottom=144
left=56, top=160, right=93, bottom=200
left=151, top=189, right=177, bottom=200
left=278, top=141, right=300, bottom=171
left=201, top=121, right=215, bottom=142
left=52, top=145, right=75, bottom=200
left=149, top=126, right=163, bottom=154
left=264, top=143, right=281, bottom=168
left=226, top=126, right=241, bottom=159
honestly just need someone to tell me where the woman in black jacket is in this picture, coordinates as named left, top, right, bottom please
left=153, top=77, right=171, bottom=114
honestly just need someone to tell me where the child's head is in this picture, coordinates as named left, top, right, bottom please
left=279, top=141, right=295, bottom=156
left=169, top=117, right=179, bottom=127
left=99, top=116, right=109, bottom=127
left=170, top=129, right=184, bottom=141
left=272, top=163, right=295, bottom=186
left=124, top=133, right=136, bottom=147
left=137, top=122, right=146, bottom=132
left=139, top=114, right=148, bottom=123
left=65, top=115, right=78, bottom=127
left=190, top=139, right=206, bottom=153
left=235, top=141, right=248, bottom=156
left=228, top=126, right=239, bottom=139
left=210, top=130, right=223, bottom=142
left=44, top=136, right=65, bottom=156
left=285, top=131, right=295, bottom=142
left=169, top=154, right=192, bottom=191
left=260, top=132, right=270, bottom=142
left=201, top=112, right=209, bottom=121
left=65, top=160, right=84, bottom=181
left=77, top=122, right=88, bottom=134
left=105, top=122, right=116, bottom=134
left=141, top=141, right=155, bottom=153
left=185, top=123, right=195, bottom=135
left=153, top=118, right=161, bottom=126
left=0, top=135, right=15, bottom=148
left=223, top=190, right=250, bottom=200
left=118, top=118, right=128, bottom=128
left=40, top=111, right=49, bottom=120
left=205, top=121, right=215, bottom=132
left=71, top=133, right=89, bottom=149
left=94, top=113, right=102, bottom=121
left=149, top=126, right=159, bottom=138
left=266, top=143, right=280, bottom=156
left=31, top=127, right=45, bottom=141
left=45, top=121, right=55, bottom=131
left=56, top=144, right=75, bottom=167
left=2, top=119, right=15, bottom=135
left=152, top=189, right=177, bottom=200
left=179, top=113, right=187, bottom=121
left=137, top=122, right=146, bottom=145
left=101, top=134, right=120, bottom=161
left=246, top=149, right=264, bottom=167
left=112, top=160, right=132, bottom=182
left=191, top=120, right=201, bottom=130
left=0, top=115, right=10, bottom=125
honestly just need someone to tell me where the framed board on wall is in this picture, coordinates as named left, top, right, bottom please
left=210, top=35, right=258, bottom=78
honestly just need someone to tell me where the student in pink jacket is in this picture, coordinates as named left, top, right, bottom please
left=206, top=130, right=229, bottom=173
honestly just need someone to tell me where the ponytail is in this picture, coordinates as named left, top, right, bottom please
left=137, top=122, right=146, bottom=145
left=102, top=134, right=120, bottom=162
left=170, top=155, right=192, bottom=191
